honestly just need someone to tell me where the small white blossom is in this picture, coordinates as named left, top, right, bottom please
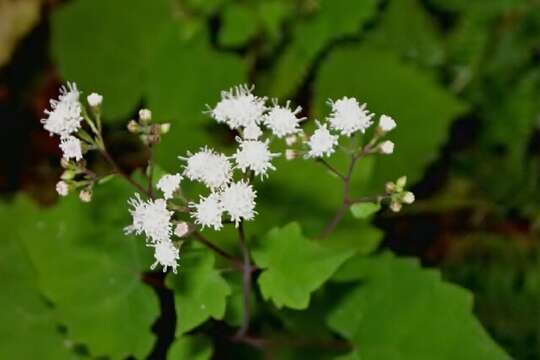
left=150, top=240, right=180, bottom=273
left=42, top=83, right=83, bottom=138
left=263, top=101, right=304, bottom=138
left=56, top=181, right=68, bottom=196
left=220, top=181, right=257, bottom=226
left=87, top=93, right=103, bottom=107
left=379, top=114, right=396, bottom=132
left=380, top=140, right=394, bottom=154
left=180, top=147, right=232, bottom=189
left=285, top=134, right=298, bottom=146
left=125, top=194, right=173, bottom=244
left=285, top=149, right=296, bottom=160
left=190, top=193, right=223, bottom=231
left=306, top=122, right=338, bottom=158
left=243, top=123, right=262, bottom=140
left=157, top=173, right=182, bottom=199
left=174, top=222, right=190, bottom=238
left=210, top=85, right=266, bottom=129
left=327, top=97, right=374, bottom=136
left=79, top=189, right=92, bottom=202
left=402, top=191, right=415, bottom=204
left=139, top=109, right=152, bottom=122
left=59, top=136, right=83, bottom=161
left=233, top=139, right=278, bottom=178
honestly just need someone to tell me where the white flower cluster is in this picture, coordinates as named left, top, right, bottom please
left=304, top=97, right=397, bottom=158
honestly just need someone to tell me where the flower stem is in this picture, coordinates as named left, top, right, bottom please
left=236, top=221, right=252, bottom=338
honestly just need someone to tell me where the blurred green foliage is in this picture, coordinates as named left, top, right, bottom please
left=3, top=0, right=540, bottom=358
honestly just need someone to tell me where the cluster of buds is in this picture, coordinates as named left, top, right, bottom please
left=385, top=176, right=415, bottom=212
left=56, top=158, right=95, bottom=202
left=127, top=109, right=171, bottom=146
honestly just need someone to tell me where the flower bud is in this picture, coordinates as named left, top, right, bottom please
left=396, top=176, right=407, bottom=189
left=378, top=114, right=396, bottom=132
left=139, top=109, right=152, bottom=124
left=390, top=201, right=402, bottom=213
left=127, top=120, right=140, bottom=133
left=61, top=170, right=76, bottom=181
left=160, top=123, right=171, bottom=134
left=285, top=135, right=297, bottom=146
left=285, top=149, right=297, bottom=160
left=79, top=189, right=92, bottom=202
left=385, top=181, right=396, bottom=194
left=87, top=93, right=103, bottom=107
left=174, top=222, right=190, bottom=238
left=56, top=181, right=69, bottom=196
left=402, top=191, right=415, bottom=204
left=379, top=140, right=394, bottom=154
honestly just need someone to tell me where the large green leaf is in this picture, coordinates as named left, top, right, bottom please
left=147, top=29, right=247, bottom=169
left=16, top=180, right=159, bottom=359
left=264, top=0, right=378, bottom=97
left=166, top=245, right=231, bottom=334
left=0, top=202, right=81, bottom=359
left=51, top=0, right=173, bottom=120
left=252, top=223, right=356, bottom=309
left=314, top=45, right=467, bottom=189
left=328, top=253, right=510, bottom=359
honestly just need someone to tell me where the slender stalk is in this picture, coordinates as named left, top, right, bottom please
left=193, top=231, right=243, bottom=270
left=236, top=222, right=252, bottom=338
left=316, top=158, right=345, bottom=180
left=146, top=145, right=155, bottom=197
left=99, top=147, right=149, bottom=197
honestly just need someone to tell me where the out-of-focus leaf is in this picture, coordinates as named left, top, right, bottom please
left=147, top=29, right=246, bottom=170
left=252, top=223, right=355, bottom=309
left=51, top=0, right=173, bottom=120
left=314, top=45, right=467, bottom=190
left=0, top=0, right=41, bottom=68
left=17, top=180, right=159, bottom=359
left=168, top=335, right=213, bottom=360
left=219, top=3, right=258, bottom=47
left=265, top=0, right=378, bottom=97
left=350, top=202, right=380, bottom=219
left=0, top=201, right=82, bottom=359
left=166, top=245, right=231, bottom=334
left=328, top=253, right=510, bottom=359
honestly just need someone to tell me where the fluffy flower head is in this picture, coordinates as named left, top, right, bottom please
left=306, top=122, right=338, bottom=158
left=125, top=194, right=173, bottom=244
left=190, top=193, right=223, bottom=231
left=220, top=181, right=257, bottom=226
left=263, top=101, right=304, bottom=138
left=157, top=173, right=182, bottom=199
left=60, top=136, right=83, bottom=161
left=327, top=97, right=373, bottom=136
left=210, top=85, right=266, bottom=129
left=233, top=139, right=278, bottom=178
left=150, top=240, right=180, bottom=273
left=42, top=83, right=83, bottom=138
left=181, top=147, right=232, bottom=189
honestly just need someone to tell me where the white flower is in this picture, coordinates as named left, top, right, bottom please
left=379, top=114, right=396, bottom=132
left=220, top=181, right=257, bottom=226
left=243, top=123, right=262, bottom=140
left=306, top=122, right=338, bottom=158
left=180, top=147, right=232, bottom=189
left=59, top=136, right=83, bottom=161
left=87, top=93, right=103, bottom=107
left=402, top=191, right=415, bottom=204
left=174, top=222, right=190, bottom=238
left=79, top=189, right=92, bottom=202
left=125, top=194, right=173, bottom=244
left=56, top=181, right=68, bottom=196
left=233, top=139, right=278, bottom=178
left=327, top=97, right=374, bottom=136
left=210, top=85, right=266, bottom=129
left=139, top=109, right=152, bottom=122
left=190, top=193, right=224, bottom=231
left=150, top=240, right=180, bottom=273
left=42, top=83, right=83, bottom=138
left=157, top=173, right=182, bottom=199
left=380, top=140, right=394, bottom=154
left=263, top=101, right=304, bottom=138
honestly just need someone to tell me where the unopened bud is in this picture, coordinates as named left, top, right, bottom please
left=285, top=149, right=296, bottom=160
left=379, top=140, right=394, bottom=154
left=160, top=123, right=171, bottom=134
left=139, top=109, right=152, bottom=124
left=79, top=189, right=92, bottom=203
left=61, top=170, right=76, bottom=181
left=396, top=176, right=407, bottom=189
left=402, top=191, right=415, bottom=204
left=127, top=120, right=140, bottom=133
left=390, top=201, right=402, bottom=213
left=174, top=222, right=190, bottom=238
left=378, top=114, right=396, bottom=132
left=285, top=135, right=297, bottom=146
left=87, top=93, right=103, bottom=107
left=385, top=181, right=396, bottom=194
left=56, top=181, right=69, bottom=196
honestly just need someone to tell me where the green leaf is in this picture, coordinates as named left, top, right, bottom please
left=252, top=223, right=356, bottom=309
left=265, top=0, right=378, bottom=97
left=147, top=29, right=246, bottom=169
left=219, top=3, right=258, bottom=47
left=168, top=335, right=213, bottom=360
left=0, top=202, right=82, bottom=359
left=16, top=180, right=159, bottom=359
left=166, top=245, right=231, bottom=334
left=328, top=253, right=510, bottom=359
left=51, top=0, right=173, bottom=120
left=314, top=45, right=467, bottom=189
left=350, top=202, right=380, bottom=219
